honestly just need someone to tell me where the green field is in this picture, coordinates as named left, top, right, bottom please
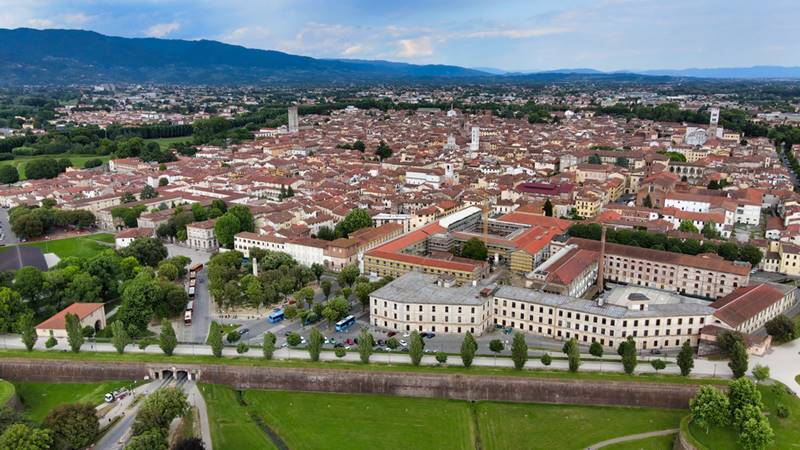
left=605, top=434, right=676, bottom=450
left=13, top=380, right=140, bottom=421
left=0, top=380, right=14, bottom=405
left=144, top=136, right=193, bottom=150
left=200, top=384, right=277, bottom=450
left=476, top=402, right=682, bottom=450
left=0, top=154, right=112, bottom=179
left=201, top=385, right=686, bottom=450
left=688, top=383, right=800, bottom=449
left=20, top=233, right=115, bottom=259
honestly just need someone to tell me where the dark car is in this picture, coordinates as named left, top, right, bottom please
left=420, top=332, right=429, bottom=338
left=387, top=331, right=397, bottom=337
left=284, top=330, right=292, bottom=336
left=238, top=328, right=249, bottom=336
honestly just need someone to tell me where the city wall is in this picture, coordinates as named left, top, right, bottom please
left=0, top=358, right=699, bottom=409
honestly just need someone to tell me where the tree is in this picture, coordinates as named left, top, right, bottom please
left=336, top=209, right=372, bottom=237
left=588, top=154, right=602, bottom=164
left=678, top=220, right=699, bottom=233
left=0, top=166, right=18, bottom=184
left=765, top=314, right=796, bottom=342
left=409, top=331, right=424, bottom=366
left=0, top=423, right=52, bottom=450
left=209, top=321, right=223, bottom=358
left=615, top=156, right=629, bottom=168
left=157, top=262, right=179, bottom=281
left=263, top=332, right=276, bottom=360
left=386, top=337, right=399, bottom=349
left=435, top=352, right=448, bottom=364
left=752, top=365, right=770, bottom=383
left=159, top=319, right=177, bottom=356
left=337, top=264, right=360, bottom=288
left=228, top=205, right=255, bottom=233
left=621, top=337, right=637, bottom=375
left=729, top=378, right=763, bottom=420
left=125, top=430, right=168, bottom=450
left=568, top=346, right=581, bottom=372
left=357, top=328, right=374, bottom=364
left=353, top=140, right=365, bottom=152
left=354, top=281, right=375, bottom=308
left=131, top=387, right=188, bottom=436
left=643, top=194, right=653, bottom=208
left=18, top=313, right=36, bottom=352
left=375, top=140, right=392, bottom=161
left=589, top=341, right=603, bottom=357
left=321, top=280, right=332, bottom=298
left=543, top=199, right=553, bottom=217
left=43, top=403, right=99, bottom=450
left=460, top=332, right=478, bottom=368
left=738, top=415, right=774, bottom=450
left=489, top=339, right=504, bottom=365
left=214, top=213, right=241, bottom=249
left=116, top=273, right=162, bottom=337
left=65, top=313, right=84, bottom=353
left=563, top=338, right=578, bottom=355
left=110, top=320, right=130, bottom=354
left=690, top=386, right=730, bottom=433
left=308, top=328, right=323, bottom=362
left=173, top=437, right=204, bottom=450
left=0, top=288, right=26, bottom=333
left=287, top=332, right=301, bottom=347
left=120, top=237, right=167, bottom=267
left=650, top=359, right=666, bottom=372
left=461, top=237, right=488, bottom=261
left=140, top=185, right=158, bottom=200
left=541, top=353, right=552, bottom=366
left=738, top=245, right=763, bottom=267
left=120, top=192, right=136, bottom=203
left=13, top=266, right=44, bottom=307
left=511, top=332, right=528, bottom=370
left=728, top=340, right=749, bottom=379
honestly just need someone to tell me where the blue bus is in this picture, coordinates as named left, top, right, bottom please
left=335, top=315, right=356, bottom=332
left=268, top=310, right=285, bottom=324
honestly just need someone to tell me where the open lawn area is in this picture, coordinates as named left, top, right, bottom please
left=0, top=154, right=112, bottom=179
left=201, top=385, right=688, bottom=450
left=20, top=233, right=115, bottom=259
left=688, top=383, right=800, bottom=449
left=144, top=136, right=193, bottom=150
left=13, top=380, right=140, bottom=421
left=476, top=402, right=683, bottom=450
left=604, top=434, right=676, bottom=450
left=0, top=380, right=14, bottom=405
left=199, top=384, right=276, bottom=450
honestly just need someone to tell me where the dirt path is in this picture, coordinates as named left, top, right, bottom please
left=585, top=428, right=678, bottom=449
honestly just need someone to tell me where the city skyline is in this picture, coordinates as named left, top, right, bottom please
left=1, top=0, right=798, bottom=72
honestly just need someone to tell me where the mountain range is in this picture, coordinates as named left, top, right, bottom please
left=1, top=28, right=799, bottom=85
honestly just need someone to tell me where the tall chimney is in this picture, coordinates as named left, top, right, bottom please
left=596, top=225, right=606, bottom=294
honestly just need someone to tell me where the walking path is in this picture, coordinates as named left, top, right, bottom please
left=585, top=428, right=678, bottom=449
left=185, top=383, right=213, bottom=450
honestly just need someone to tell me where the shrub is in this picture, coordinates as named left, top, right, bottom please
left=226, top=330, right=240, bottom=343
left=236, top=342, right=249, bottom=354
left=45, top=335, right=57, bottom=348
left=540, top=353, right=552, bottom=366
left=435, top=352, right=448, bottom=364
left=589, top=342, right=603, bottom=357
left=334, top=347, right=346, bottom=358
left=776, top=403, right=790, bottom=418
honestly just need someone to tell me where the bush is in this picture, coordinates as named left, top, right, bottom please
left=540, top=353, right=552, bottom=366
left=776, top=403, right=790, bottom=418
left=236, top=342, right=249, bottom=354
left=435, top=352, right=448, bottom=364
left=226, top=330, right=240, bottom=343
left=45, top=335, right=57, bottom=348
left=81, top=325, right=95, bottom=338
left=138, top=337, right=157, bottom=350
left=589, top=341, right=603, bottom=357
left=334, top=347, right=346, bottom=358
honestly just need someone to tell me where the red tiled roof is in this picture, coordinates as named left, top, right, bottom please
left=710, top=284, right=786, bottom=328
left=36, top=303, right=104, bottom=330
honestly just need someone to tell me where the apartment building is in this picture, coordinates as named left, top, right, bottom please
left=369, top=272, right=493, bottom=335
left=710, top=283, right=796, bottom=334
left=566, top=237, right=751, bottom=299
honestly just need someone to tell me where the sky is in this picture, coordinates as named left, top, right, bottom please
left=1, top=0, right=798, bottom=71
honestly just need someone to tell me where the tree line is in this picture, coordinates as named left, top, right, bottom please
left=9, top=203, right=95, bottom=240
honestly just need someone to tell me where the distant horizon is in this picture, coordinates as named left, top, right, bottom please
left=1, top=0, right=798, bottom=71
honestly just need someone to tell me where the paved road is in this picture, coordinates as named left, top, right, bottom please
left=0, top=207, right=17, bottom=245
left=95, top=379, right=170, bottom=450
left=185, top=382, right=213, bottom=449
left=751, top=338, right=800, bottom=395
left=187, top=270, right=211, bottom=343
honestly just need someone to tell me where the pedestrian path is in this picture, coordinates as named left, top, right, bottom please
left=585, top=428, right=678, bottom=449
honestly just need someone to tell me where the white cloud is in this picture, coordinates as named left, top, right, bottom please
left=27, top=18, right=55, bottom=28
left=461, top=27, right=573, bottom=39
left=145, top=22, right=180, bottom=38
left=396, top=37, right=432, bottom=58
left=223, top=26, right=271, bottom=46
left=342, top=44, right=364, bottom=56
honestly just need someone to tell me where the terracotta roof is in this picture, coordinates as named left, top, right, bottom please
left=710, top=284, right=787, bottom=328
left=36, top=303, right=104, bottom=330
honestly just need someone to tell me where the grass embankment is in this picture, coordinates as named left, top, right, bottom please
left=19, top=233, right=115, bottom=259
left=0, top=380, right=14, bottom=405
left=0, top=154, right=112, bottom=179
left=200, top=384, right=685, bottom=450
left=687, top=383, right=800, bottom=449
left=13, top=380, right=140, bottom=421
left=0, top=349, right=727, bottom=386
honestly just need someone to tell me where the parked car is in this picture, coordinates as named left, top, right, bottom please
left=399, top=340, right=407, bottom=346
left=650, top=349, right=662, bottom=355
left=420, top=332, right=429, bottom=338
left=402, top=332, right=410, bottom=338
left=387, top=331, right=397, bottom=337
left=238, top=328, right=249, bottom=336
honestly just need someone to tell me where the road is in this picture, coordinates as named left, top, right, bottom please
left=95, top=379, right=170, bottom=450
left=187, top=269, right=211, bottom=343
left=0, top=207, right=17, bottom=245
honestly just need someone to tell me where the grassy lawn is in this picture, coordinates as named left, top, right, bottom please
left=13, top=380, right=140, bottom=421
left=199, top=384, right=276, bottom=450
left=245, top=390, right=475, bottom=450
left=0, top=154, right=112, bottom=179
left=0, top=380, right=14, bottom=405
left=144, top=136, right=193, bottom=150
left=20, top=233, right=115, bottom=259
left=604, top=434, right=676, bottom=450
left=476, top=402, right=683, bottom=450
left=688, top=383, right=800, bottom=449
left=0, top=349, right=728, bottom=386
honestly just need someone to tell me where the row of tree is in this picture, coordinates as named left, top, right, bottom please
left=9, top=203, right=95, bottom=240
left=567, top=223, right=763, bottom=267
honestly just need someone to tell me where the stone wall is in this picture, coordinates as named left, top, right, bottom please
left=0, top=358, right=699, bottom=409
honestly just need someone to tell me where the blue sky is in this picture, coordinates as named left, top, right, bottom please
left=1, top=0, right=797, bottom=71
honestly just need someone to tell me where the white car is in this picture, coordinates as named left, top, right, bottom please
left=402, top=333, right=410, bottom=338
left=399, top=340, right=407, bottom=346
